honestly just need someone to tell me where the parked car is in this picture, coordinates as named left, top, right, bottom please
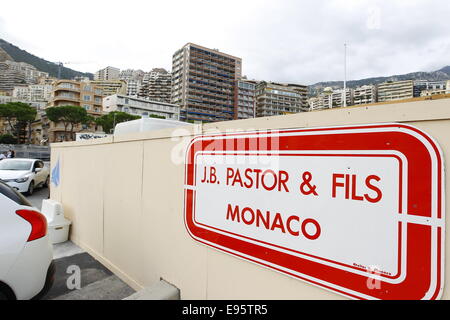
left=0, top=159, right=50, bottom=195
left=0, top=180, right=54, bottom=300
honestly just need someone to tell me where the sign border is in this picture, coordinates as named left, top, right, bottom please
left=183, top=123, right=445, bottom=300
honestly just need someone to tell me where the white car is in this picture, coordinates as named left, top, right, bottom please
left=0, top=159, right=50, bottom=195
left=0, top=180, right=54, bottom=300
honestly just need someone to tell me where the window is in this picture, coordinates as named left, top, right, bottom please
left=83, top=95, right=91, bottom=101
left=33, top=161, right=44, bottom=170
left=83, top=105, right=90, bottom=110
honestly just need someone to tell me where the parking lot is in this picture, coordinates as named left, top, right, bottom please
left=26, top=187, right=135, bottom=300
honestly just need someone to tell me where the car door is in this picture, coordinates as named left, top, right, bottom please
left=0, top=182, right=32, bottom=281
left=32, top=161, right=45, bottom=185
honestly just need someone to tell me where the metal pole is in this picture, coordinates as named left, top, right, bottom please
left=343, top=43, right=347, bottom=108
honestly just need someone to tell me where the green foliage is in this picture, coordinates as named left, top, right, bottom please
left=45, top=105, right=90, bottom=141
left=0, top=134, right=17, bottom=144
left=0, top=102, right=37, bottom=144
left=149, top=114, right=166, bottom=119
left=94, top=111, right=141, bottom=133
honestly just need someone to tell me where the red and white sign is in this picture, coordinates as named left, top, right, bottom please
left=183, top=123, right=445, bottom=300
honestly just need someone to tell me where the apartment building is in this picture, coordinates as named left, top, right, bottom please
left=125, top=79, right=141, bottom=97
left=352, top=85, right=376, bottom=105
left=255, top=81, right=308, bottom=117
left=308, top=97, right=324, bottom=111
left=0, top=61, right=30, bottom=93
left=50, top=79, right=103, bottom=112
left=48, top=79, right=104, bottom=142
left=377, top=80, right=414, bottom=102
left=139, top=68, right=172, bottom=103
left=330, top=88, right=353, bottom=108
left=90, top=79, right=127, bottom=97
left=413, top=80, right=447, bottom=97
left=171, top=43, right=242, bottom=122
left=120, top=69, right=145, bottom=82
left=0, top=95, right=47, bottom=109
left=236, top=79, right=257, bottom=119
left=12, top=84, right=53, bottom=102
left=94, top=66, right=120, bottom=81
left=308, top=87, right=354, bottom=110
left=103, top=94, right=180, bottom=120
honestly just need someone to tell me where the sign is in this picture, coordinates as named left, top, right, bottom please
left=183, top=124, right=445, bottom=300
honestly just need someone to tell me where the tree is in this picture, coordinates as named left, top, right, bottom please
left=0, top=134, right=17, bottom=144
left=94, top=111, right=140, bottom=134
left=0, top=102, right=37, bottom=144
left=66, top=107, right=89, bottom=141
left=45, top=106, right=89, bottom=141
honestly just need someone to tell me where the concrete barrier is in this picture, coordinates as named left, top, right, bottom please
left=50, top=98, right=450, bottom=299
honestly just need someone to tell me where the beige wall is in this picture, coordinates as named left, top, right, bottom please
left=50, top=98, right=450, bottom=299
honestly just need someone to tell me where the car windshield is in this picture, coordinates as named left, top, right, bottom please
left=0, top=160, right=32, bottom=171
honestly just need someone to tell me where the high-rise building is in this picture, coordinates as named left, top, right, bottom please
left=255, top=81, right=308, bottom=117
left=125, top=79, right=141, bottom=97
left=138, top=68, right=172, bottom=103
left=377, top=80, right=414, bottom=102
left=94, top=66, right=120, bottom=81
left=120, top=69, right=145, bottom=97
left=353, top=85, right=376, bottom=105
left=171, top=43, right=242, bottom=122
left=236, top=79, right=257, bottom=119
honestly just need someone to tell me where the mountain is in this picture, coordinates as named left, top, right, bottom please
left=309, top=66, right=450, bottom=96
left=0, top=39, right=93, bottom=80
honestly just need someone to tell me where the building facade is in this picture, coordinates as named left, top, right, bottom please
left=171, top=43, right=242, bottom=122
left=103, top=94, right=180, bottom=120
left=377, top=80, right=414, bottom=102
left=236, top=79, right=257, bottom=119
left=48, top=80, right=104, bottom=142
left=413, top=80, right=447, bottom=97
left=94, top=66, right=120, bottom=81
left=12, top=84, right=53, bottom=102
left=255, top=81, right=308, bottom=117
left=139, top=68, right=172, bottom=103
left=353, top=85, right=376, bottom=105
left=90, top=79, right=127, bottom=97
left=125, top=79, right=141, bottom=97
left=0, top=62, right=27, bottom=93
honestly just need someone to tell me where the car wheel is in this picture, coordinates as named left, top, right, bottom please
left=27, top=181, right=35, bottom=196
left=44, top=176, right=50, bottom=188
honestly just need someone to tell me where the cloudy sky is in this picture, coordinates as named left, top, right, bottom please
left=1, top=0, right=449, bottom=85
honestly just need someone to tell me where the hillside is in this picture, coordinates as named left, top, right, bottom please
left=0, top=39, right=93, bottom=80
left=309, top=66, right=450, bottom=96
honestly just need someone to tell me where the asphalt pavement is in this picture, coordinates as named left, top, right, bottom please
left=24, top=188, right=135, bottom=300
left=26, top=185, right=49, bottom=210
